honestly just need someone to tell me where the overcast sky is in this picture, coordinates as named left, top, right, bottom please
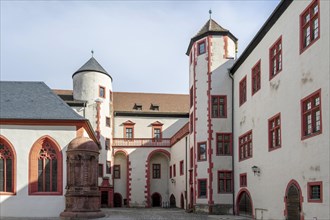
left=1, top=1, right=280, bottom=94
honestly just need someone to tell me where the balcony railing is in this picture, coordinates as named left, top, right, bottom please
left=113, top=138, right=171, bottom=147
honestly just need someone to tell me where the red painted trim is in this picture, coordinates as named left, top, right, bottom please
left=239, top=173, right=247, bottom=187
left=145, top=149, right=170, bottom=207
left=300, top=0, right=320, bottom=54
left=301, top=89, right=322, bottom=140
left=197, top=178, right=207, bottom=198
left=269, top=36, right=282, bottom=80
left=0, top=135, right=17, bottom=195
left=151, top=124, right=163, bottom=141
left=207, top=35, right=214, bottom=206
left=28, top=135, right=63, bottom=196
left=114, top=149, right=130, bottom=206
left=223, top=36, right=229, bottom=59
left=236, top=188, right=254, bottom=218
left=284, top=179, right=304, bottom=220
left=95, top=101, right=101, bottom=140
left=239, top=76, right=247, bottom=106
left=307, top=181, right=323, bottom=203
left=268, top=113, right=282, bottom=151
left=238, top=130, right=253, bottom=162
left=217, top=170, right=233, bottom=193
left=251, top=59, right=261, bottom=96
left=99, top=85, right=106, bottom=98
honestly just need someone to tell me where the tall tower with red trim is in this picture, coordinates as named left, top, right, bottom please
left=186, top=15, right=237, bottom=214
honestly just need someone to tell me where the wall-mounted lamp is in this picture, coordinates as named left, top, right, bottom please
left=171, top=178, right=176, bottom=183
left=251, top=165, right=261, bottom=176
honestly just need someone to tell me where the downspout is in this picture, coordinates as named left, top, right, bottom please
left=229, top=71, right=235, bottom=215
left=185, top=136, right=188, bottom=210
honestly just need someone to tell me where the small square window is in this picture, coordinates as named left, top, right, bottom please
left=308, top=181, right=322, bottom=203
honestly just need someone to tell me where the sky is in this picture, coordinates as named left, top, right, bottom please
left=1, top=0, right=280, bottom=94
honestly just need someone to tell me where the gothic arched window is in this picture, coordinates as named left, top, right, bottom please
left=0, top=136, right=16, bottom=194
left=29, top=136, right=62, bottom=195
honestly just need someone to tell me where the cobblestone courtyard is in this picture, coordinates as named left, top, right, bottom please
left=2, top=208, right=250, bottom=220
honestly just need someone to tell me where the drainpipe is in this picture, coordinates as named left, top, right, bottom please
left=229, top=71, right=235, bottom=215
left=185, top=136, right=188, bottom=210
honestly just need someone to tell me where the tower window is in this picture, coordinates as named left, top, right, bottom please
left=211, top=95, right=227, bottom=118
left=99, top=86, right=106, bottom=98
left=197, top=40, right=206, bottom=55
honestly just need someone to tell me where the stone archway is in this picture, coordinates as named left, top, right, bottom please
left=114, top=192, right=123, bottom=207
left=151, top=192, right=162, bottom=207
left=285, top=180, right=303, bottom=220
left=236, top=189, right=253, bottom=217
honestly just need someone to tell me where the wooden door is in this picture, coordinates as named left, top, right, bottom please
left=287, top=185, right=300, bottom=220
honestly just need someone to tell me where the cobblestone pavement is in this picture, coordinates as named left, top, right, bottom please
left=2, top=208, right=251, bottom=220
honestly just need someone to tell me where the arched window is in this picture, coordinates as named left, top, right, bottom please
left=0, top=136, right=16, bottom=194
left=29, top=136, right=62, bottom=195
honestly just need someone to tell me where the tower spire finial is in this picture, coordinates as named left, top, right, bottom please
left=209, top=9, right=212, bottom=19
left=91, top=50, right=94, bottom=57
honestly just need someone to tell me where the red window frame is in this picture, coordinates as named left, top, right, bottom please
left=301, top=89, right=322, bottom=140
left=307, top=181, right=322, bottom=203
left=251, top=60, right=261, bottom=95
left=152, top=164, right=161, bottom=179
left=173, top=164, right=176, bottom=177
left=198, top=179, right=207, bottom=198
left=239, top=130, right=253, bottom=161
left=190, top=113, right=194, bottom=134
left=152, top=127, right=162, bottom=141
left=211, top=95, right=227, bottom=118
left=189, top=170, right=193, bottom=184
left=106, top=161, right=111, bottom=174
left=269, top=36, right=282, bottom=80
left=240, top=173, right=247, bottom=187
left=98, top=164, right=103, bottom=178
left=99, top=85, right=106, bottom=98
left=239, top=76, right=247, bottom=106
left=105, top=138, right=110, bottom=150
left=218, top=171, right=233, bottom=193
left=106, top=117, right=111, bottom=127
left=114, top=165, right=120, bottom=179
left=0, top=136, right=16, bottom=195
left=300, top=0, right=320, bottom=54
left=197, top=40, right=206, bottom=55
left=268, top=113, right=281, bottom=151
left=180, top=160, right=184, bottom=176
left=169, top=165, right=172, bottom=178
left=197, top=142, right=207, bottom=161
left=216, top=133, right=232, bottom=156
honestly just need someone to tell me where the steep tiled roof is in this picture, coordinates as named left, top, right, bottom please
left=72, top=57, right=112, bottom=80
left=113, top=92, right=189, bottom=114
left=194, top=19, right=228, bottom=38
left=186, top=18, right=237, bottom=55
left=0, top=81, right=85, bottom=120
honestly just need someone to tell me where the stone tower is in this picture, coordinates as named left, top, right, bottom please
left=72, top=56, right=113, bottom=185
left=186, top=17, right=237, bottom=214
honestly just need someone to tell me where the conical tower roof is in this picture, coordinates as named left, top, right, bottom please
left=186, top=18, right=237, bottom=55
left=72, top=57, right=112, bottom=80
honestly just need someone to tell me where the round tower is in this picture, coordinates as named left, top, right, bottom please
left=72, top=55, right=113, bottom=191
left=186, top=15, right=237, bottom=214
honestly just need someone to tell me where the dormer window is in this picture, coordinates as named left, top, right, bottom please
left=133, top=103, right=142, bottom=111
left=150, top=104, right=159, bottom=111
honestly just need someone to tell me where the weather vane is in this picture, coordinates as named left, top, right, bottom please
left=209, top=9, right=212, bottom=19
left=91, top=50, right=94, bottom=57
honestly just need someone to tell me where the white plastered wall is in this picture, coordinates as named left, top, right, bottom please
left=233, top=1, right=329, bottom=219
left=0, top=125, right=76, bottom=217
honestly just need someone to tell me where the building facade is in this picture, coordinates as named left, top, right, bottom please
left=0, top=0, right=329, bottom=219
